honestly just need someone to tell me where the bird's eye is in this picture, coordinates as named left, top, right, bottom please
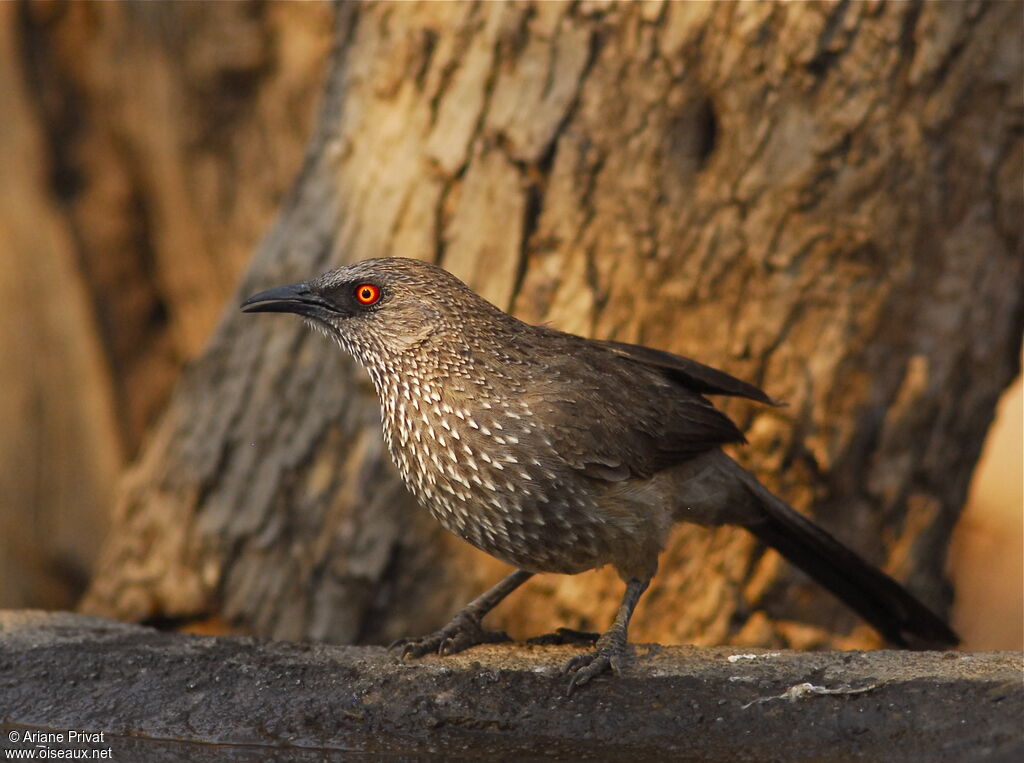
left=355, top=283, right=381, bottom=306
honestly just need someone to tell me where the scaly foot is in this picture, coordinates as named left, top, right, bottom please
left=390, top=609, right=511, bottom=658
left=561, top=629, right=629, bottom=695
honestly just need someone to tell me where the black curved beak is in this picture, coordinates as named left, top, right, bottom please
left=241, top=282, right=334, bottom=316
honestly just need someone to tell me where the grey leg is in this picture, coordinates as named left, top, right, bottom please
left=562, top=576, right=650, bottom=695
left=393, top=569, right=534, bottom=657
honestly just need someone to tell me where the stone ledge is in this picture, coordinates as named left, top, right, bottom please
left=1, top=611, right=1020, bottom=761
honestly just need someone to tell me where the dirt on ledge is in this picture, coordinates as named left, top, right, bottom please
left=1, top=610, right=1021, bottom=761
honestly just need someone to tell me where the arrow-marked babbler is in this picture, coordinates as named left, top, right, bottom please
left=242, top=257, right=958, bottom=693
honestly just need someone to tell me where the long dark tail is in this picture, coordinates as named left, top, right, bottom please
left=726, top=458, right=959, bottom=648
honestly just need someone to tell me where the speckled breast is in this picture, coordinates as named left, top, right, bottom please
left=368, top=368, right=616, bottom=575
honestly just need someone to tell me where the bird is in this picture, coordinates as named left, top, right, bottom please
left=242, top=257, right=959, bottom=693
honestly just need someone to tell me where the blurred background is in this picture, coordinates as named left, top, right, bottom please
left=0, top=1, right=1020, bottom=650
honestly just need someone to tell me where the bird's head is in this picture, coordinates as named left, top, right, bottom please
left=241, top=258, right=490, bottom=365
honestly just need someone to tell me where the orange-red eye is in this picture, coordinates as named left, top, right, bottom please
left=355, top=283, right=381, bottom=305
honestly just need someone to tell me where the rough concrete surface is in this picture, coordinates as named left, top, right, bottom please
left=1, top=611, right=1020, bottom=761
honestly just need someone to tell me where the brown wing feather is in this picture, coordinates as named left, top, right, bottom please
left=596, top=339, right=781, bottom=406
left=523, top=329, right=751, bottom=481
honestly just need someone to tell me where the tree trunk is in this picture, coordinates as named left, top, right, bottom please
left=82, top=1, right=1023, bottom=650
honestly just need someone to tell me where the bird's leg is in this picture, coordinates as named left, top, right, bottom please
left=562, top=576, right=650, bottom=695
left=391, top=569, right=533, bottom=658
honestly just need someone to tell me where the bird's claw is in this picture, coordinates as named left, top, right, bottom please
left=389, top=611, right=511, bottom=659
left=561, top=636, right=627, bottom=695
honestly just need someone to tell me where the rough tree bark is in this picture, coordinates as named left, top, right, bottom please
left=81, top=1, right=1023, bottom=650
